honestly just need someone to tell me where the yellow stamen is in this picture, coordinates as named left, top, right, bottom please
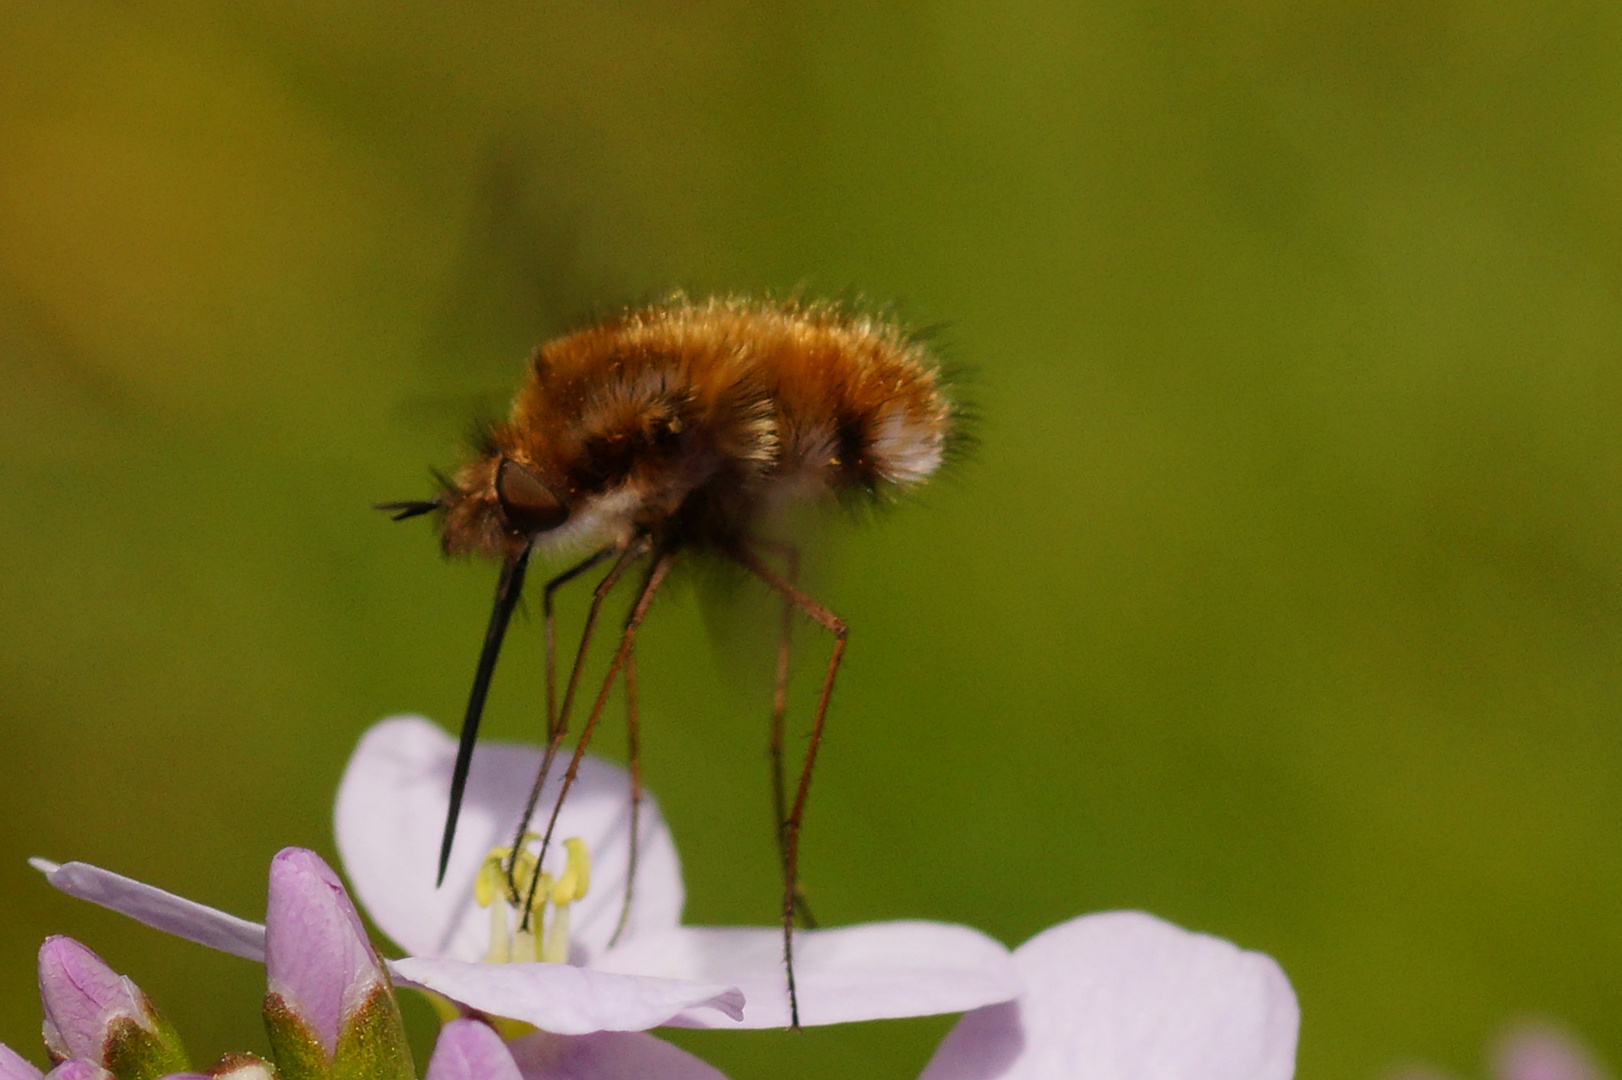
left=552, top=838, right=592, bottom=905
left=475, top=849, right=513, bottom=963
left=541, top=902, right=571, bottom=964
left=474, top=850, right=505, bottom=910
left=538, top=838, right=593, bottom=963
left=485, top=901, right=511, bottom=963
left=511, top=870, right=551, bottom=963
left=474, top=839, right=550, bottom=964
left=469, top=836, right=593, bottom=967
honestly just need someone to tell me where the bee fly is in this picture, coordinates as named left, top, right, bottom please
left=380, top=294, right=962, bottom=1026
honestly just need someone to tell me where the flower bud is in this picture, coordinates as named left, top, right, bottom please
left=37, top=938, right=188, bottom=1080
left=261, top=849, right=411, bottom=1080
left=424, top=1020, right=522, bottom=1080
left=42, top=1063, right=115, bottom=1080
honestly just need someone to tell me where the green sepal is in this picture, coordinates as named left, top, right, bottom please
left=103, top=1009, right=191, bottom=1080
left=331, top=983, right=414, bottom=1080
left=262, top=993, right=330, bottom=1080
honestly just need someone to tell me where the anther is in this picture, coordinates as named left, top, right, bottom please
left=473, top=837, right=591, bottom=966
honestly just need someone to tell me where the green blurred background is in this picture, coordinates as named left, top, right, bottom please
left=3, top=2, right=1620, bottom=1077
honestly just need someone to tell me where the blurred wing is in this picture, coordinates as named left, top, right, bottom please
left=692, top=508, right=850, bottom=696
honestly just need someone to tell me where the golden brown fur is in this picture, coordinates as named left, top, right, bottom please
left=436, top=295, right=955, bottom=561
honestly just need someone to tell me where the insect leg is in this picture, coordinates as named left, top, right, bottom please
left=730, top=545, right=848, bottom=1030
left=608, top=610, right=642, bottom=947
left=605, top=547, right=676, bottom=945
left=754, top=540, right=817, bottom=930
left=508, top=537, right=649, bottom=905
left=523, top=546, right=679, bottom=920
left=438, top=541, right=534, bottom=886
left=545, top=547, right=616, bottom=741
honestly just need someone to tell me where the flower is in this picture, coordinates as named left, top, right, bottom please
left=918, top=910, right=1300, bottom=1080
left=330, top=716, right=742, bottom=1032
left=34, top=715, right=1018, bottom=1080
left=335, top=715, right=1022, bottom=1030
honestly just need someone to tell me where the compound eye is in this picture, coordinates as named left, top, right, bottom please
left=496, top=458, right=567, bottom=535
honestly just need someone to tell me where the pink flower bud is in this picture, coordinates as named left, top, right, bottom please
left=263, top=849, right=387, bottom=1060
left=38, top=938, right=149, bottom=1065
left=262, top=848, right=411, bottom=1080
left=40, top=1063, right=113, bottom=1080
left=424, top=1020, right=523, bottom=1080
left=36, top=937, right=190, bottom=1078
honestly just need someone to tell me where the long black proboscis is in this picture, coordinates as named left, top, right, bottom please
left=438, top=542, right=533, bottom=886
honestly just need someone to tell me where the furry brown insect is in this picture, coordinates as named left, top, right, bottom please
left=381, top=294, right=961, bottom=1027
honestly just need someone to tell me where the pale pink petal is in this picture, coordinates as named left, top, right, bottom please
left=918, top=911, right=1299, bottom=1080
left=41, top=1064, right=112, bottom=1080
left=597, top=922, right=1020, bottom=1030
left=335, top=716, right=683, bottom=964
left=389, top=957, right=743, bottom=1036
left=508, top=1029, right=730, bottom=1080
left=37, top=937, right=147, bottom=1063
left=425, top=1019, right=524, bottom=1080
left=0, top=1044, right=43, bottom=1080
left=264, top=849, right=388, bottom=1058
left=1493, top=1021, right=1613, bottom=1080
left=29, top=860, right=265, bottom=962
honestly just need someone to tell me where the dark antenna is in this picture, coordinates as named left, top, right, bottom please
left=375, top=498, right=442, bottom=521
left=437, top=541, right=534, bottom=885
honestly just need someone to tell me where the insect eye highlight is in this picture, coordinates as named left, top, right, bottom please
left=496, top=458, right=567, bottom=535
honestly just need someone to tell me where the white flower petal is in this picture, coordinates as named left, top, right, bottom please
left=918, top=911, right=1299, bottom=1080
left=335, top=716, right=683, bottom=964
left=507, top=1029, right=731, bottom=1080
left=30, top=859, right=266, bottom=962
left=389, top=957, right=744, bottom=1036
left=596, top=922, right=1021, bottom=1030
